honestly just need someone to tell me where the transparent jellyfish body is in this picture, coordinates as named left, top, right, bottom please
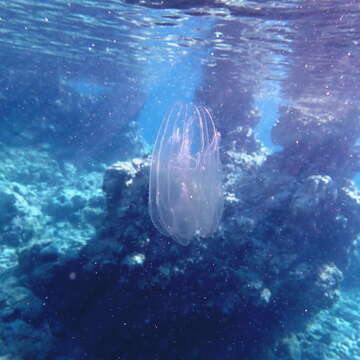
left=149, top=103, right=224, bottom=245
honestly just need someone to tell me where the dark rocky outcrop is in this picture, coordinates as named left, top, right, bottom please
left=12, top=99, right=360, bottom=358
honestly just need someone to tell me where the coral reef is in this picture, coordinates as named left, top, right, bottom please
left=270, top=289, right=360, bottom=360
left=0, top=148, right=106, bottom=359
left=4, top=97, right=359, bottom=358
left=0, top=145, right=105, bottom=274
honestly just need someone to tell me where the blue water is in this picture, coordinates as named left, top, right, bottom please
left=255, top=97, right=282, bottom=153
left=138, top=16, right=213, bottom=146
left=1, top=2, right=360, bottom=359
left=63, top=79, right=111, bottom=96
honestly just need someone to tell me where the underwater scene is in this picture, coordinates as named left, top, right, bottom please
left=1, top=0, right=360, bottom=359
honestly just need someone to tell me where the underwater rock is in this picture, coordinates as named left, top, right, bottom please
left=13, top=141, right=360, bottom=359
left=272, top=334, right=301, bottom=360
left=43, top=186, right=105, bottom=229
left=284, top=289, right=360, bottom=360
left=0, top=146, right=109, bottom=287
left=272, top=103, right=360, bottom=149
left=0, top=273, right=56, bottom=360
left=345, top=236, right=360, bottom=288
left=291, top=175, right=338, bottom=216
left=267, top=102, right=360, bottom=183
left=0, top=185, right=35, bottom=248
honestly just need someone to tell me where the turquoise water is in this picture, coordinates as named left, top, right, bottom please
left=138, top=16, right=213, bottom=145
left=0, top=1, right=360, bottom=359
